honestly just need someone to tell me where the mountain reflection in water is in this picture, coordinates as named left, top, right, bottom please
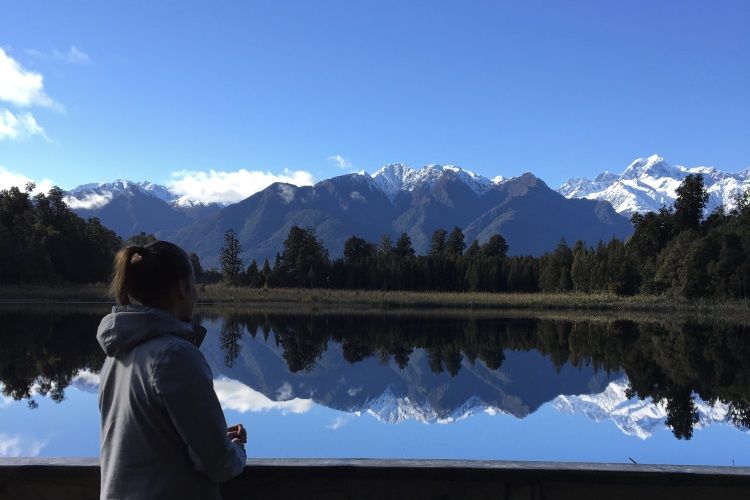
left=1, top=305, right=749, bottom=441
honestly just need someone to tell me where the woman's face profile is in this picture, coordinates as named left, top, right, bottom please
left=184, top=271, right=199, bottom=319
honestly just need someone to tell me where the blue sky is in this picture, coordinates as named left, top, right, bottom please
left=0, top=0, right=748, bottom=201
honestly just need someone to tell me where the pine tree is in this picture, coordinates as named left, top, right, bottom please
left=189, top=252, right=204, bottom=282
left=674, top=173, right=709, bottom=231
left=446, top=227, right=466, bottom=260
left=220, top=229, right=244, bottom=286
left=262, top=258, right=272, bottom=288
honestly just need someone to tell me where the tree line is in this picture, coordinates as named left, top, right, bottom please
left=214, top=312, right=750, bottom=440
left=4, top=173, right=749, bottom=299
left=220, top=174, right=750, bottom=298
left=0, top=184, right=121, bottom=284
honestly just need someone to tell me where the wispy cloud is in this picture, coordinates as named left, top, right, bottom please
left=213, top=377, right=313, bottom=414
left=328, top=154, right=353, bottom=171
left=27, top=46, right=92, bottom=65
left=0, top=109, right=49, bottom=142
left=0, top=165, right=56, bottom=194
left=168, top=167, right=315, bottom=205
left=0, top=433, right=48, bottom=457
left=326, top=415, right=350, bottom=430
left=0, top=48, right=56, bottom=108
left=54, top=46, right=91, bottom=64
left=63, top=192, right=113, bottom=210
left=276, top=382, right=293, bottom=401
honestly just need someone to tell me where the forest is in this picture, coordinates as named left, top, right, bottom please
left=2, top=173, right=750, bottom=299
left=221, top=174, right=750, bottom=298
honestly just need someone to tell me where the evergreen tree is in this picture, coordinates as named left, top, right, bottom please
left=446, top=227, right=466, bottom=260
left=394, top=232, right=415, bottom=259
left=674, top=173, right=709, bottom=232
left=245, top=259, right=260, bottom=287
left=220, top=229, right=244, bottom=286
left=189, top=252, right=204, bottom=282
left=276, top=226, right=329, bottom=287
left=262, top=258, right=272, bottom=288
left=428, top=229, right=447, bottom=258
left=127, top=232, right=157, bottom=246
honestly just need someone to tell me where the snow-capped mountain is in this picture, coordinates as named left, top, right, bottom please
left=59, top=161, right=631, bottom=257
left=553, top=376, right=734, bottom=440
left=362, top=386, right=504, bottom=424
left=558, top=154, right=750, bottom=216
left=63, top=179, right=222, bottom=238
left=64, top=179, right=206, bottom=210
left=371, top=163, right=505, bottom=202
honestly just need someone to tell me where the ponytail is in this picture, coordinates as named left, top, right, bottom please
left=110, top=241, right=193, bottom=306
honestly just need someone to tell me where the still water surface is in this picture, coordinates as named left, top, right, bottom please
left=1, top=305, right=748, bottom=465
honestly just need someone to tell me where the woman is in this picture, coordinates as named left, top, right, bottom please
left=97, top=241, right=247, bottom=500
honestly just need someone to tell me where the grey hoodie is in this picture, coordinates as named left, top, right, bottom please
left=97, top=305, right=246, bottom=500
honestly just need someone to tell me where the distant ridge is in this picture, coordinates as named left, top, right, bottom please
left=559, top=154, right=750, bottom=216
left=63, top=162, right=633, bottom=266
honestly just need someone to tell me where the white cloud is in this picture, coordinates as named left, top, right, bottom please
left=0, top=109, right=48, bottom=141
left=326, top=415, right=350, bottom=430
left=63, top=191, right=113, bottom=210
left=27, top=46, right=92, bottom=65
left=168, top=168, right=314, bottom=205
left=276, top=382, right=293, bottom=401
left=53, top=46, right=91, bottom=65
left=0, top=433, right=48, bottom=457
left=213, top=377, right=313, bottom=414
left=328, top=154, right=352, bottom=170
left=0, top=48, right=55, bottom=108
left=70, top=369, right=101, bottom=392
left=276, top=184, right=296, bottom=204
left=0, top=165, right=56, bottom=194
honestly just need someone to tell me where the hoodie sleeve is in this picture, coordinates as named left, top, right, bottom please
left=152, top=341, right=246, bottom=483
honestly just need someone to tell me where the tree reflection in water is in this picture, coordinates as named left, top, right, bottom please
left=214, top=312, right=750, bottom=440
left=1, top=305, right=748, bottom=440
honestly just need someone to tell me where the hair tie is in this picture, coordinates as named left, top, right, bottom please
left=130, top=246, right=145, bottom=264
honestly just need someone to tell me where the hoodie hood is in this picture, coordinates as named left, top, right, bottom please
left=97, top=305, right=206, bottom=357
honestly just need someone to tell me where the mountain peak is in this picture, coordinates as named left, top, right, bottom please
left=621, top=154, right=673, bottom=180
left=371, top=163, right=494, bottom=202
left=559, top=155, right=750, bottom=216
left=65, top=179, right=215, bottom=211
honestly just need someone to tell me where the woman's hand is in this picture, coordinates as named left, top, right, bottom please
left=227, top=423, right=247, bottom=445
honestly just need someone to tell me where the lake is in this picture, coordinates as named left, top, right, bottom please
left=1, top=304, right=748, bottom=466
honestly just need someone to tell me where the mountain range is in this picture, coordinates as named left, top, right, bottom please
left=558, top=154, right=750, bottom=216
left=552, top=377, right=732, bottom=440
left=65, top=180, right=222, bottom=237
left=64, top=164, right=632, bottom=267
left=64, top=154, right=750, bottom=267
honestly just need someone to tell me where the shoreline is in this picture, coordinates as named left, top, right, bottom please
left=1, top=284, right=749, bottom=314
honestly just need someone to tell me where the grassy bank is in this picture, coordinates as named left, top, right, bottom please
left=1, top=283, right=749, bottom=315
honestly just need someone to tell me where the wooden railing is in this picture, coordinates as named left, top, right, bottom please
left=1, top=458, right=749, bottom=499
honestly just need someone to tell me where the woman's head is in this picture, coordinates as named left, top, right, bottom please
left=110, top=241, right=198, bottom=320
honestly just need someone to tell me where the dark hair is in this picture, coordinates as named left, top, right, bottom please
left=110, top=241, right=193, bottom=306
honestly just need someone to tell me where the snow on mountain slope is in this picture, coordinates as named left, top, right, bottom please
left=552, top=376, right=733, bottom=439
left=371, top=163, right=504, bottom=202
left=362, top=385, right=506, bottom=424
left=65, top=179, right=211, bottom=210
left=559, top=155, right=750, bottom=216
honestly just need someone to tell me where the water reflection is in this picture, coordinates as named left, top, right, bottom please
left=0, top=306, right=105, bottom=408
left=1, top=305, right=749, bottom=441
